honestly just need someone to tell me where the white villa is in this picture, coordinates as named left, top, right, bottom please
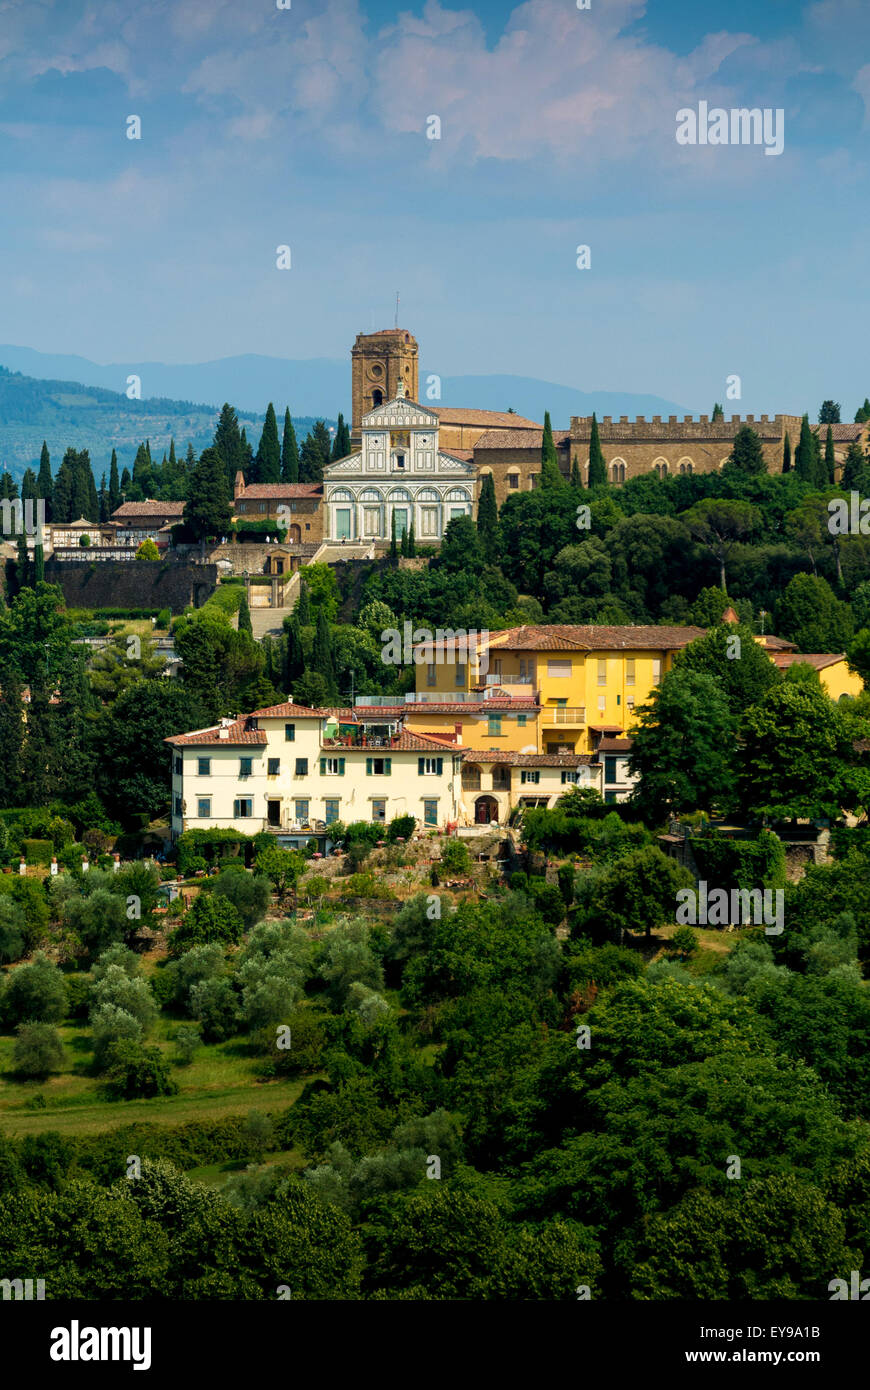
left=322, top=381, right=476, bottom=542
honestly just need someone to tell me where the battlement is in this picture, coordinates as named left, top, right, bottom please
left=570, top=413, right=799, bottom=439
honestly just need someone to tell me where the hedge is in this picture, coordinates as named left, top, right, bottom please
left=22, top=838, right=54, bottom=866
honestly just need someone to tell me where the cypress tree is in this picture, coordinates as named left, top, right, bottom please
left=15, top=535, right=30, bottom=591
left=587, top=413, right=607, bottom=487
left=108, top=449, right=120, bottom=514
left=281, top=410, right=300, bottom=483
left=20, top=468, right=37, bottom=501
left=570, top=454, right=582, bottom=488
left=284, top=614, right=304, bottom=688
left=0, top=673, right=24, bottom=808
left=725, top=424, right=766, bottom=475
left=85, top=454, right=99, bottom=520
left=296, top=579, right=311, bottom=626
left=842, top=440, right=869, bottom=491
left=400, top=523, right=409, bottom=558
left=99, top=473, right=108, bottom=522
left=239, top=427, right=254, bottom=479
left=34, top=543, right=44, bottom=584
left=300, top=421, right=331, bottom=484
left=312, top=607, right=335, bottom=697
left=782, top=432, right=791, bottom=473
left=213, top=403, right=245, bottom=491
left=255, top=403, right=281, bottom=483
left=183, top=446, right=233, bottom=540
left=476, top=473, right=498, bottom=562
left=238, top=591, right=253, bottom=635
left=390, top=509, right=398, bottom=564
left=331, top=412, right=351, bottom=461
left=540, top=411, right=563, bottom=488
left=819, top=400, right=841, bottom=424
left=795, top=415, right=816, bottom=484
left=824, top=424, right=836, bottom=484
left=37, top=442, right=52, bottom=521
left=120, top=466, right=132, bottom=496
left=407, top=519, right=416, bottom=557
left=52, top=451, right=75, bottom=522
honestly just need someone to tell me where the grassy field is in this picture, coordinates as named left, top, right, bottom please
left=0, top=1015, right=310, bottom=1138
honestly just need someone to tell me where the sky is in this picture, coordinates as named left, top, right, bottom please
left=0, top=0, right=868, bottom=416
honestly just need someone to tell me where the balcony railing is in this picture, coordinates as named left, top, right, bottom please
left=541, top=707, right=586, bottom=724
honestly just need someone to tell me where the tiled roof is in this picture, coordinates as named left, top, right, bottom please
left=431, top=408, right=540, bottom=430
left=237, top=484, right=322, bottom=499
left=757, top=634, right=798, bottom=651
left=248, top=703, right=354, bottom=719
left=165, top=721, right=267, bottom=747
left=111, top=500, right=186, bottom=518
left=770, top=652, right=847, bottom=671
left=388, top=731, right=466, bottom=752
left=473, top=428, right=569, bottom=450
left=462, top=750, right=593, bottom=766
left=812, top=424, right=866, bottom=440
left=488, top=624, right=706, bottom=652
left=594, top=737, right=634, bottom=753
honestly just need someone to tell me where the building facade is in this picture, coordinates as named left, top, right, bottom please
left=323, top=383, right=476, bottom=543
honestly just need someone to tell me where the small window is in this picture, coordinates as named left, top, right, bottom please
left=197, top=797, right=211, bottom=817
left=267, top=758, right=280, bottom=776
left=605, top=756, right=618, bottom=785
left=366, top=757, right=391, bottom=776
left=455, top=664, right=466, bottom=688
left=507, top=473, right=519, bottom=490
left=426, top=662, right=437, bottom=687
left=285, top=723, right=295, bottom=741
left=597, top=696, right=606, bottom=713
left=323, top=757, right=344, bottom=775
left=547, top=660, right=571, bottom=679
left=605, top=790, right=618, bottom=805
left=240, top=756, right=253, bottom=777
left=423, top=799, right=438, bottom=826
left=324, top=799, right=340, bottom=824
left=626, top=659, right=635, bottom=687
left=487, top=715, right=502, bottom=737
left=418, top=757, right=443, bottom=775
left=197, top=757, right=211, bottom=776
left=294, top=799, right=309, bottom=822
left=560, top=771, right=578, bottom=785
left=174, top=756, right=182, bottom=776
left=174, top=796, right=182, bottom=816
left=597, top=659, right=607, bottom=687
left=517, top=714, right=527, bottom=727
left=371, top=798, right=387, bottom=823
left=295, top=758, right=308, bottom=776
left=521, top=769, right=540, bottom=784
left=233, top=798, right=253, bottom=818
left=652, top=659, right=662, bottom=683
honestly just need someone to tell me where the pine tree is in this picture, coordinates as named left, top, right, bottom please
left=725, top=424, right=766, bottom=475
left=390, top=509, right=398, bottom=564
left=540, top=411, right=563, bottom=488
left=108, top=449, right=120, bottom=514
left=312, top=607, right=336, bottom=697
left=824, top=424, right=836, bottom=484
left=712, top=403, right=724, bottom=420
left=842, top=440, right=869, bottom=490
left=238, top=591, right=253, bottom=635
left=819, top=400, right=841, bottom=424
left=255, top=403, right=281, bottom=483
left=183, top=446, right=233, bottom=541
left=782, top=432, right=791, bottom=473
left=587, top=413, right=607, bottom=487
left=570, top=455, right=582, bottom=487
left=37, top=442, right=52, bottom=521
left=296, top=579, right=311, bottom=626
left=213, top=403, right=245, bottom=491
left=855, top=398, right=870, bottom=425
left=476, top=473, right=498, bottom=562
left=331, top=412, right=351, bottom=461
left=281, top=410, right=300, bottom=483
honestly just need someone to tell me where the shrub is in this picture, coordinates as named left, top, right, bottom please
left=173, top=1023, right=203, bottom=1066
left=13, top=1022, right=65, bottom=1078
left=156, top=608, right=171, bottom=629
left=3, top=954, right=68, bottom=1025
left=259, top=1006, right=326, bottom=1076
left=441, top=839, right=471, bottom=875
left=387, top=814, right=416, bottom=843
left=671, top=924, right=700, bottom=959
left=168, top=894, right=244, bottom=954
left=102, top=1041, right=178, bottom=1100
left=91, top=1004, right=143, bottom=1070
left=22, top=838, right=53, bottom=866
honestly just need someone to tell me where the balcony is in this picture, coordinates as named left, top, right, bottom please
left=541, top=706, right=586, bottom=725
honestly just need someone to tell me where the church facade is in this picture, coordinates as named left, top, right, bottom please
left=323, top=382, right=476, bottom=543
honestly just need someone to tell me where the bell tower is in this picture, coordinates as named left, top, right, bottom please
left=351, top=328, right=419, bottom=446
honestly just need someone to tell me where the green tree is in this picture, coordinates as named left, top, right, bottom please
left=475, top=472, right=499, bottom=563
left=782, top=430, right=791, bottom=473
left=300, top=422, right=331, bottom=484
left=629, top=668, right=737, bottom=821
left=795, top=414, right=824, bottom=487
left=281, top=410, right=300, bottom=482
left=169, top=894, right=244, bottom=954
left=98, top=682, right=206, bottom=821
left=184, top=446, right=233, bottom=540
left=675, top=623, right=780, bottom=715
left=135, top=538, right=160, bottom=561
left=819, top=400, right=841, bottom=424
left=237, top=591, right=253, bottom=635
left=740, top=681, right=867, bottom=821
left=213, top=403, right=246, bottom=490
left=824, top=424, right=836, bottom=485
left=331, top=413, right=351, bottom=461
left=37, top=441, right=53, bottom=520
left=540, top=411, right=563, bottom=489
left=389, top=509, right=398, bottom=564
left=312, top=608, right=336, bottom=698
left=724, top=424, right=766, bottom=475
left=855, top=398, right=870, bottom=424
left=776, top=573, right=853, bottom=652
left=712, top=403, right=724, bottom=420
left=254, top=403, right=281, bottom=483
left=587, top=413, right=607, bottom=487
left=682, top=498, right=759, bottom=590
left=841, top=440, right=870, bottom=491
left=12, top=1022, right=65, bottom=1078
left=3, top=953, right=68, bottom=1024
left=590, top=846, right=693, bottom=942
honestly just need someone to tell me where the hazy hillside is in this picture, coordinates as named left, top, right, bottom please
left=0, top=365, right=326, bottom=480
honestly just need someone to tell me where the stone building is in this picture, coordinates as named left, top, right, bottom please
left=232, top=474, right=324, bottom=543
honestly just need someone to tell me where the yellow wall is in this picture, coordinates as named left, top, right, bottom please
left=813, top=660, right=863, bottom=702
left=404, top=707, right=538, bottom=752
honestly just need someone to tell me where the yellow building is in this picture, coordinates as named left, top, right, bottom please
left=769, top=652, right=864, bottom=701
left=413, top=624, right=706, bottom=754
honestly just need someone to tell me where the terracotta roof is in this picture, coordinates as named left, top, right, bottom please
left=757, top=634, right=798, bottom=651
left=165, top=720, right=267, bottom=747
left=473, top=428, right=569, bottom=450
left=462, top=750, right=592, bottom=766
left=387, top=731, right=466, bottom=752
left=248, top=703, right=354, bottom=719
left=812, top=424, right=866, bottom=440
left=112, top=500, right=186, bottom=518
left=237, top=484, right=322, bottom=499
left=770, top=652, right=847, bottom=671
left=431, top=408, right=540, bottom=430
left=594, top=737, right=634, bottom=753
left=488, top=624, right=706, bottom=652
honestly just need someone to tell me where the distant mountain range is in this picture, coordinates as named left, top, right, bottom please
left=0, top=344, right=690, bottom=479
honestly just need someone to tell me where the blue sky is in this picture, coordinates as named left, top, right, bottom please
left=0, top=0, right=868, bottom=416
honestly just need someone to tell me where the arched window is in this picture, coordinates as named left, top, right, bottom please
left=506, top=471, right=520, bottom=491
left=611, top=458, right=627, bottom=483
left=371, top=389, right=383, bottom=407
left=446, top=487, right=470, bottom=501
left=653, top=457, right=669, bottom=480
left=678, top=457, right=694, bottom=476
left=387, top=488, right=411, bottom=502
left=360, top=489, right=383, bottom=502
left=417, top=488, right=439, bottom=502
left=330, top=488, right=353, bottom=501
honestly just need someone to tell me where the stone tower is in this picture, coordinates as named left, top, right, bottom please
left=351, top=328, right=419, bottom=446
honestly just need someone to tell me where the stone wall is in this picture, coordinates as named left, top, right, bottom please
left=46, top=559, right=217, bottom=612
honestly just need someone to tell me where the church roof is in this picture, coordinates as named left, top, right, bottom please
left=432, top=408, right=540, bottom=430
left=236, top=483, right=322, bottom=499
left=473, top=428, right=569, bottom=450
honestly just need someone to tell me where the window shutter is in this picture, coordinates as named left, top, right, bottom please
left=366, top=758, right=372, bottom=776
left=385, top=758, right=391, bottom=775
left=436, top=757, right=443, bottom=776
left=339, top=758, right=345, bottom=776
left=418, top=757, right=425, bottom=776
left=320, top=758, right=326, bottom=775
left=233, top=799, right=239, bottom=817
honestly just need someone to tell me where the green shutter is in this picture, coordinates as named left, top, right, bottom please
left=366, top=757, right=372, bottom=776
left=233, top=799, right=239, bottom=816
left=385, top=757, right=391, bottom=775
left=320, top=758, right=326, bottom=775
left=339, top=757, right=345, bottom=776
left=436, top=757, right=443, bottom=775
left=418, top=757, right=425, bottom=775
